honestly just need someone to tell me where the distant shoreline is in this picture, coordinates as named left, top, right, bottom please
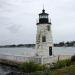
left=0, top=41, right=75, bottom=48
left=0, top=46, right=34, bottom=48
left=0, top=44, right=35, bottom=48
left=0, top=46, right=75, bottom=48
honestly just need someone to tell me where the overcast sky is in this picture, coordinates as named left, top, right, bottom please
left=0, top=0, right=75, bottom=45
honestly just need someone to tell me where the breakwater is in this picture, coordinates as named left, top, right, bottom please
left=0, top=53, right=72, bottom=64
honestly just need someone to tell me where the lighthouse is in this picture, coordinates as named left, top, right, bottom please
left=36, top=9, right=53, bottom=56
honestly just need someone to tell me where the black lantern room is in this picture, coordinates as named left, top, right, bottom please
left=37, top=9, right=51, bottom=25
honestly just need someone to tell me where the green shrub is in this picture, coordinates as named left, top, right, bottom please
left=19, top=61, right=47, bottom=73
left=65, top=59, right=71, bottom=66
left=71, top=55, right=75, bottom=62
left=50, top=59, right=71, bottom=70
left=57, top=59, right=71, bottom=67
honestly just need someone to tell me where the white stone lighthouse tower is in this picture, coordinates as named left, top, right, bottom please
left=36, top=9, right=53, bottom=56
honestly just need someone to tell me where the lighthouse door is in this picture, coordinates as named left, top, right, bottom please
left=49, top=47, right=52, bottom=56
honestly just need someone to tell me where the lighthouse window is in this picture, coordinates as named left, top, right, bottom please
left=39, top=15, right=42, bottom=18
left=39, top=15, right=48, bottom=19
left=49, top=47, right=52, bottom=56
left=47, top=25, right=50, bottom=31
left=42, top=36, right=46, bottom=42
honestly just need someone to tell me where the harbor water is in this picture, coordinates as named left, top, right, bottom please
left=0, top=47, right=75, bottom=56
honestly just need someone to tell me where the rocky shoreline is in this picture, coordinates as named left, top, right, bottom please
left=6, top=72, right=32, bottom=75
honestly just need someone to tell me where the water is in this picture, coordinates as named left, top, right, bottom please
left=0, top=47, right=75, bottom=56
left=0, top=47, right=75, bottom=75
left=53, top=47, right=75, bottom=55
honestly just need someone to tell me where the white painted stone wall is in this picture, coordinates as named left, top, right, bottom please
left=36, top=24, right=53, bottom=56
left=0, top=54, right=72, bottom=64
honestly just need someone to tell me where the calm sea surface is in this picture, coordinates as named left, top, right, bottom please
left=0, top=47, right=75, bottom=75
left=0, top=47, right=75, bottom=56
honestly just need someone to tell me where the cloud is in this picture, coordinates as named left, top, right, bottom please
left=0, top=0, right=75, bottom=45
left=7, top=24, right=22, bottom=33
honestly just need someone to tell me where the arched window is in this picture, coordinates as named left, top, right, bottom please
left=42, top=36, right=46, bottom=42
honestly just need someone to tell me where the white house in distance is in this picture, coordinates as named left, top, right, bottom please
left=36, top=8, right=53, bottom=56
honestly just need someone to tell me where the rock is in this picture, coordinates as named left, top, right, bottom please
left=6, top=71, right=28, bottom=75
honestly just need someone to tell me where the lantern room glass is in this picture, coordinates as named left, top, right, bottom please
left=39, top=15, right=48, bottom=19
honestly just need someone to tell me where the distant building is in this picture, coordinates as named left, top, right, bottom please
left=36, top=8, right=53, bottom=56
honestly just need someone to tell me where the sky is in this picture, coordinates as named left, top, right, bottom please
left=0, top=0, right=75, bottom=45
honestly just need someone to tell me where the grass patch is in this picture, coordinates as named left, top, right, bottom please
left=19, top=61, right=47, bottom=73
left=50, top=59, right=71, bottom=70
left=51, top=65, right=75, bottom=75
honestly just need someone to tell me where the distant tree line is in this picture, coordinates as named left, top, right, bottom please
left=0, top=41, right=75, bottom=48
left=0, top=44, right=35, bottom=48
left=54, top=41, right=75, bottom=47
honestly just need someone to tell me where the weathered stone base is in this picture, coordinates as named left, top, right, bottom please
left=0, top=54, right=72, bottom=65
